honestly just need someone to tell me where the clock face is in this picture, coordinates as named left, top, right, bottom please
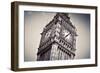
left=62, top=29, right=70, bottom=37
left=62, top=29, right=73, bottom=42
left=65, top=34, right=72, bottom=42
left=45, top=30, right=51, bottom=39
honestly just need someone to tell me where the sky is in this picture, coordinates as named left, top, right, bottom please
left=24, top=11, right=90, bottom=61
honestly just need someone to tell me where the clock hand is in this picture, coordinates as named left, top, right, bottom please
left=65, top=33, right=70, bottom=38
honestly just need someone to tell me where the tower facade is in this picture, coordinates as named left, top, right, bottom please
left=37, top=13, right=77, bottom=61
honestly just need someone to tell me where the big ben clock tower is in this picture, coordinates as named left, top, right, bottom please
left=37, top=13, right=77, bottom=61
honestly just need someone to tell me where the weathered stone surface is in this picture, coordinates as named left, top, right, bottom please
left=37, top=13, right=77, bottom=61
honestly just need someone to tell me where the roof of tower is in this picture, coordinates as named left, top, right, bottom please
left=41, top=13, right=77, bottom=35
left=45, top=13, right=70, bottom=28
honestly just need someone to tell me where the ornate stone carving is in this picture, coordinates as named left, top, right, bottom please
left=37, top=13, right=77, bottom=61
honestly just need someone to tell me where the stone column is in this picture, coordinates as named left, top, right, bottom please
left=50, top=43, right=58, bottom=60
